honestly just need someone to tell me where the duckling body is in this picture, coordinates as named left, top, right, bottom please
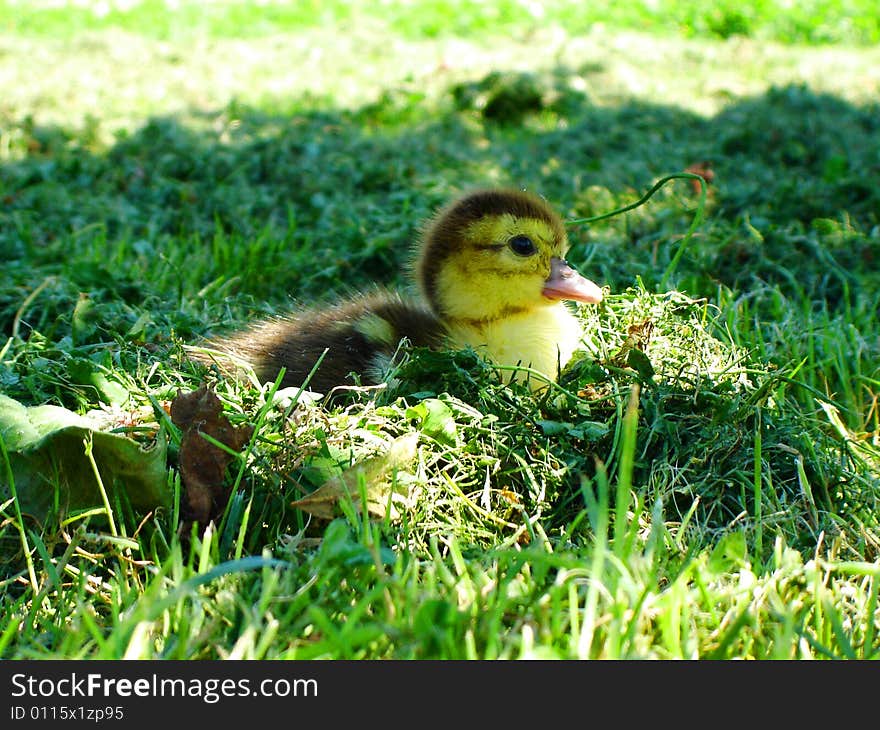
left=448, top=303, right=583, bottom=383
left=199, top=290, right=443, bottom=393
left=197, top=189, right=603, bottom=393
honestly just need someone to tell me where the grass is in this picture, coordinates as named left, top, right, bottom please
left=3, top=0, right=880, bottom=45
left=1, top=1, right=879, bottom=659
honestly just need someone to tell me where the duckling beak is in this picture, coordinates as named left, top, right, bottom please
left=542, top=257, right=603, bottom=304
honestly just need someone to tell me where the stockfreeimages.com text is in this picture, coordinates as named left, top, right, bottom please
left=10, top=673, right=317, bottom=705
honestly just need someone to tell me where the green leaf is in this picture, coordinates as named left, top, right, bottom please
left=67, top=358, right=131, bottom=406
left=708, top=531, right=749, bottom=573
left=569, top=421, right=610, bottom=440
left=0, top=393, right=169, bottom=520
left=537, top=419, right=572, bottom=436
left=318, top=519, right=395, bottom=567
left=407, top=398, right=458, bottom=446
left=71, top=293, right=99, bottom=346
left=627, top=348, right=656, bottom=384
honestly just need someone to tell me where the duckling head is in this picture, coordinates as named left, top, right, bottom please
left=415, top=188, right=603, bottom=385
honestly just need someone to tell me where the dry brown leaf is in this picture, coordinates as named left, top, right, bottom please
left=291, top=432, right=419, bottom=521
left=170, top=386, right=254, bottom=525
left=685, top=161, right=715, bottom=194
left=611, top=318, right=654, bottom=367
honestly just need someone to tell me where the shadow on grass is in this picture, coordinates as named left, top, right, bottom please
left=2, top=75, right=878, bottom=314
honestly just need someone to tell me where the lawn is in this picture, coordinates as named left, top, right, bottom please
left=1, top=0, right=879, bottom=660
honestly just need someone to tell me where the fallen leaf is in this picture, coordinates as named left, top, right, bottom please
left=291, top=432, right=419, bottom=520
left=627, top=318, right=654, bottom=348
left=0, top=393, right=169, bottom=521
left=499, top=488, right=521, bottom=506
left=611, top=318, right=654, bottom=373
left=170, top=386, right=254, bottom=525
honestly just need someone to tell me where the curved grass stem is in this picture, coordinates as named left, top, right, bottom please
left=566, top=172, right=708, bottom=290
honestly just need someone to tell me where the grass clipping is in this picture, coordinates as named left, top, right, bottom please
left=252, top=285, right=874, bottom=555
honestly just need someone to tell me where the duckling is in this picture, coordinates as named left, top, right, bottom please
left=195, top=188, right=603, bottom=394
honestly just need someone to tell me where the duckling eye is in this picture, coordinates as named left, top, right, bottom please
left=508, top=235, right=537, bottom=257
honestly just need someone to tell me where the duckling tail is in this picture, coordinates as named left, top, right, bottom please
left=190, top=291, right=445, bottom=394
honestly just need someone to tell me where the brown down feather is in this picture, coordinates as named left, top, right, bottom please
left=196, top=290, right=443, bottom=393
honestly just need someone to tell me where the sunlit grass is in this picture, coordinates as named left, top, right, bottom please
left=3, top=0, right=879, bottom=45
